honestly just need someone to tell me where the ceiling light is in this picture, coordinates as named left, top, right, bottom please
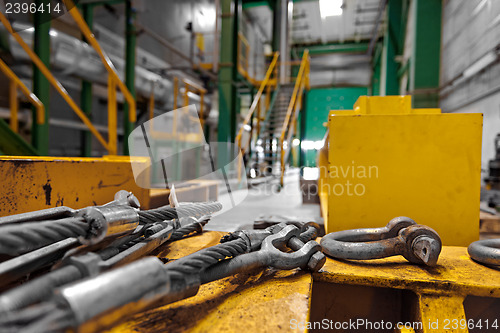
left=319, top=0, right=343, bottom=18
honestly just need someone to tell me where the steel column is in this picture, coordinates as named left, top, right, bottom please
left=381, top=0, right=403, bottom=95
left=410, top=0, right=441, bottom=108
left=80, top=4, right=93, bottom=157
left=218, top=0, right=239, bottom=167
left=371, top=43, right=382, bottom=95
left=279, top=0, right=289, bottom=84
left=271, top=0, right=280, bottom=52
left=124, top=0, right=137, bottom=155
left=32, top=0, right=51, bottom=155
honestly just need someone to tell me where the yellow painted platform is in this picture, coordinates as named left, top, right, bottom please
left=0, top=156, right=217, bottom=215
left=102, top=232, right=500, bottom=333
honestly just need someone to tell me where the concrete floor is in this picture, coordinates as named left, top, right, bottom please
left=207, top=169, right=321, bottom=232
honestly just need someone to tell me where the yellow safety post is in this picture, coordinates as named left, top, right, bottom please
left=9, top=82, right=18, bottom=133
left=0, top=58, right=45, bottom=133
left=107, top=75, right=117, bottom=155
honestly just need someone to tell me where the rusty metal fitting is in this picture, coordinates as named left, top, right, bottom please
left=320, top=217, right=442, bottom=266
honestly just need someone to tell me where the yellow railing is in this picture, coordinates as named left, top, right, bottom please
left=63, top=0, right=136, bottom=154
left=0, top=1, right=136, bottom=155
left=148, top=76, right=206, bottom=142
left=236, top=51, right=280, bottom=180
left=0, top=58, right=44, bottom=134
left=237, top=32, right=271, bottom=87
left=279, top=50, right=310, bottom=186
left=237, top=32, right=250, bottom=80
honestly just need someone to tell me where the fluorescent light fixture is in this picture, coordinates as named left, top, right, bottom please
left=302, top=167, right=319, bottom=180
left=319, top=0, right=343, bottom=18
left=301, top=140, right=324, bottom=150
left=463, top=51, right=498, bottom=79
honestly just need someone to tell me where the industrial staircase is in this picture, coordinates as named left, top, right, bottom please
left=249, top=85, right=294, bottom=176
left=236, top=51, right=310, bottom=188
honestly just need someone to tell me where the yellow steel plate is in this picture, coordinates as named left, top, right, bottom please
left=0, top=156, right=163, bottom=215
left=316, top=246, right=500, bottom=298
left=326, top=113, right=483, bottom=246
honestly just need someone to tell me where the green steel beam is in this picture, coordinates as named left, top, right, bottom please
left=242, top=0, right=272, bottom=9
left=381, top=0, right=403, bottom=95
left=371, top=43, right=382, bottom=95
left=218, top=0, right=240, bottom=166
left=0, top=119, right=38, bottom=155
left=272, top=0, right=280, bottom=52
left=410, top=0, right=441, bottom=107
left=80, top=4, right=93, bottom=157
left=294, top=42, right=369, bottom=56
left=32, top=0, right=51, bottom=155
left=124, top=0, right=137, bottom=155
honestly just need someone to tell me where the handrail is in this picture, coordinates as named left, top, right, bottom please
left=237, top=32, right=250, bottom=76
left=279, top=50, right=310, bottom=186
left=0, top=58, right=44, bottom=134
left=0, top=11, right=114, bottom=153
left=236, top=51, right=279, bottom=181
left=237, top=32, right=267, bottom=86
left=236, top=52, right=279, bottom=152
left=63, top=0, right=136, bottom=125
left=147, top=76, right=206, bottom=142
left=171, top=76, right=207, bottom=127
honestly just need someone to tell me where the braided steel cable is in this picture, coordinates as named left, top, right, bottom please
left=0, top=302, right=73, bottom=333
left=0, top=217, right=88, bottom=255
left=0, top=237, right=248, bottom=333
left=170, top=218, right=210, bottom=241
left=138, top=202, right=222, bottom=224
left=164, top=238, right=248, bottom=278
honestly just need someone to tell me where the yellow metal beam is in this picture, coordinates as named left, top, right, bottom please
left=0, top=156, right=156, bottom=215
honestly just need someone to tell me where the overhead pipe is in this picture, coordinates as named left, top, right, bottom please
left=0, top=22, right=210, bottom=111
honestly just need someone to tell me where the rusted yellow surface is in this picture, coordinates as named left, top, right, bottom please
left=315, top=245, right=500, bottom=333
left=416, top=294, right=466, bottom=333
left=0, top=156, right=170, bottom=215
left=316, top=246, right=500, bottom=298
left=86, top=233, right=500, bottom=333
left=108, top=231, right=313, bottom=333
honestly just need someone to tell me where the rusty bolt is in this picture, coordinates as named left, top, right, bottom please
left=307, top=251, right=326, bottom=272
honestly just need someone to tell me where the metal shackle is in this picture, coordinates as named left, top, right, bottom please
left=260, top=225, right=323, bottom=270
left=468, top=239, right=500, bottom=266
left=320, top=216, right=442, bottom=266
